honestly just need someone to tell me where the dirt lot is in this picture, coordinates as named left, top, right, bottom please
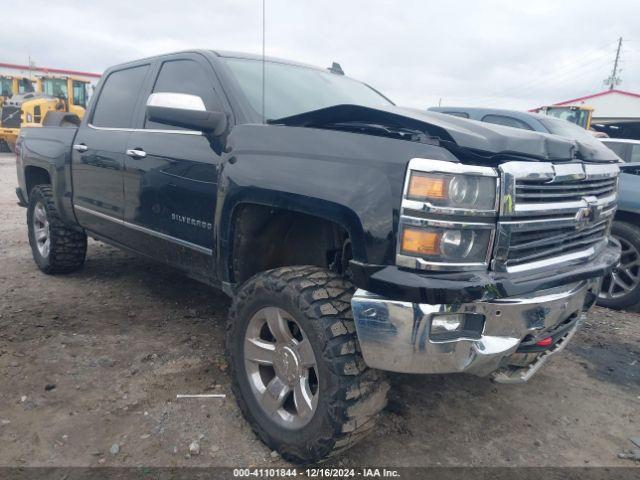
left=0, top=152, right=639, bottom=468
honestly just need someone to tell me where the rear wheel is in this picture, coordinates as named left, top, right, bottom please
left=227, top=266, right=389, bottom=464
left=27, top=185, right=87, bottom=274
left=598, top=221, right=640, bottom=309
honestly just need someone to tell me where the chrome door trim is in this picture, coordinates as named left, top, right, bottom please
left=88, top=123, right=202, bottom=136
left=73, top=204, right=213, bottom=256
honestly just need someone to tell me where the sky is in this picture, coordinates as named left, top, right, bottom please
left=5, top=0, right=640, bottom=111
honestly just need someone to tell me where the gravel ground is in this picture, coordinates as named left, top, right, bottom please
left=0, top=152, right=639, bottom=467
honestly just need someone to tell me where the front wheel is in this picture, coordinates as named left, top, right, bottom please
left=598, top=221, right=640, bottom=309
left=227, top=266, right=389, bottom=464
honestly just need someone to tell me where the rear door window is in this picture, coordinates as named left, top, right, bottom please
left=145, top=59, right=221, bottom=130
left=481, top=114, right=534, bottom=131
left=91, top=65, right=149, bottom=128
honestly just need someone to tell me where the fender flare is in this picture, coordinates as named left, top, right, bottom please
left=217, top=188, right=367, bottom=284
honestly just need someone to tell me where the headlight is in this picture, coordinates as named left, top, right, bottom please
left=397, top=158, right=498, bottom=271
left=407, top=171, right=496, bottom=211
left=26, top=113, right=33, bottom=123
left=400, top=225, right=493, bottom=264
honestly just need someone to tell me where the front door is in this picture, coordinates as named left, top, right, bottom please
left=122, top=55, right=226, bottom=278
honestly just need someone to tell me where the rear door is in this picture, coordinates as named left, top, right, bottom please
left=122, top=54, right=226, bottom=277
left=71, top=63, right=151, bottom=241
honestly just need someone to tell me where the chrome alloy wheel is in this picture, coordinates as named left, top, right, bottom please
left=244, top=307, right=319, bottom=429
left=33, top=201, right=51, bottom=258
left=600, top=236, right=640, bottom=300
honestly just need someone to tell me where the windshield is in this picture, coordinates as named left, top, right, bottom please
left=18, top=78, right=35, bottom=94
left=223, top=57, right=393, bottom=120
left=539, top=117, right=597, bottom=141
left=544, top=107, right=590, bottom=129
left=42, top=78, right=68, bottom=99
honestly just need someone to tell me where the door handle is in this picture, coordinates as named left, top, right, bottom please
left=126, top=148, right=147, bottom=159
left=73, top=144, right=88, bottom=152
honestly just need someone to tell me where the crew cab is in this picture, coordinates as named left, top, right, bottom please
left=15, top=50, right=620, bottom=464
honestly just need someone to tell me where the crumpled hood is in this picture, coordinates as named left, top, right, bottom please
left=270, top=104, right=619, bottom=163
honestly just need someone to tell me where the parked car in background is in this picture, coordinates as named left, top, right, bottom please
left=602, top=139, right=640, bottom=163
left=429, top=107, right=638, bottom=310
left=428, top=106, right=607, bottom=138
left=599, top=139, right=640, bottom=309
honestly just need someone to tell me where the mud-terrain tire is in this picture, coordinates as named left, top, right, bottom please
left=27, top=185, right=87, bottom=274
left=598, top=221, right=640, bottom=310
left=227, top=266, right=389, bottom=464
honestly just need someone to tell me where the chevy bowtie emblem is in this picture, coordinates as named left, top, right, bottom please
left=575, top=197, right=600, bottom=230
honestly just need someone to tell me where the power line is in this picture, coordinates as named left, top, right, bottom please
left=466, top=55, right=611, bottom=105
left=461, top=39, right=629, bottom=107
left=506, top=57, right=611, bottom=97
left=461, top=40, right=619, bottom=105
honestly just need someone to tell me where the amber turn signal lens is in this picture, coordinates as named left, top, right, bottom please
left=401, top=228, right=441, bottom=255
left=408, top=173, right=447, bottom=199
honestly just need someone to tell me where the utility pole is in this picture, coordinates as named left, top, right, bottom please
left=605, top=37, right=623, bottom=90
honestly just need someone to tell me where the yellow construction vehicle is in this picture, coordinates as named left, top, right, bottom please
left=0, top=76, right=36, bottom=151
left=534, top=105, right=594, bottom=130
left=0, top=75, right=35, bottom=103
left=0, top=75, right=91, bottom=151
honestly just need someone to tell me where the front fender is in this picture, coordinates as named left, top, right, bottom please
left=217, top=188, right=367, bottom=283
left=215, top=124, right=459, bottom=284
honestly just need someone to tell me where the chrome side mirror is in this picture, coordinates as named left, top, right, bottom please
left=146, top=92, right=227, bottom=135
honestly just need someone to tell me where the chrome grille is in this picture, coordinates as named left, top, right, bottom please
left=493, top=161, right=619, bottom=273
left=505, top=214, right=613, bottom=268
left=515, top=177, right=617, bottom=203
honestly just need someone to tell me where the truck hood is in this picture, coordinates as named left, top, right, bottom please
left=270, top=104, right=619, bottom=163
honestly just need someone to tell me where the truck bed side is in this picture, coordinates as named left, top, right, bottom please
left=17, top=126, right=79, bottom=227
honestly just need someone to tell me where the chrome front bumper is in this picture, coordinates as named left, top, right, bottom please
left=351, top=278, right=601, bottom=383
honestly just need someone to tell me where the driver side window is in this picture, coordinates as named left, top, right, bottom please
left=145, top=59, right=221, bottom=130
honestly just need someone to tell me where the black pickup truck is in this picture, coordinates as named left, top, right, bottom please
left=15, top=50, right=621, bottom=464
